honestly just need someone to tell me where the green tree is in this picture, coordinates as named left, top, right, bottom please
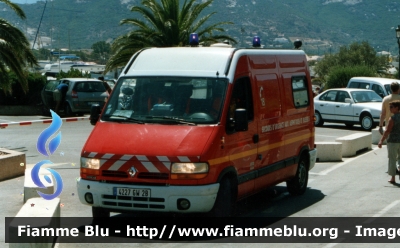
left=314, top=41, right=387, bottom=87
left=106, top=0, right=236, bottom=72
left=0, top=0, right=38, bottom=93
left=326, top=65, right=376, bottom=89
left=91, top=41, right=111, bottom=64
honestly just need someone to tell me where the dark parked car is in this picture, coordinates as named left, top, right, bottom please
left=41, top=78, right=109, bottom=116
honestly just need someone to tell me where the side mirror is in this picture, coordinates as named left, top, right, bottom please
left=344, top=98, right=354, bottom=104
left=234, top=108, right=248, bottom=132
left=90, top=104, right=101, bottom=125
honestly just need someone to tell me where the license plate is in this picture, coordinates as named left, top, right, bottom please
left=87, top=102, right=99, bottom=106
left=115, top=188, right=151, bottom=197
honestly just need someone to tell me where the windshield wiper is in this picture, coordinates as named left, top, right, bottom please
left=108, top=114, right=144, bottom=124
left=146, top=116, right=196, bottom=125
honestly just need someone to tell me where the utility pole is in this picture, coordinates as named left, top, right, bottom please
left=32, top=0, right=47, bottom=50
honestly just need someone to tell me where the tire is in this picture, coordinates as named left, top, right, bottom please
left=287, top=154, right=309, bottom=196
left=210, top=177, right=235, bottom=217
left=92, top=207, right=110, bottom=218
left=360, top=113, right=373, bottom=131
left=314, top=111, right=324, bottom=126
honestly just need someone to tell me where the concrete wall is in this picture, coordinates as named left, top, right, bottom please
left=0, top=148, right=26, bottom=181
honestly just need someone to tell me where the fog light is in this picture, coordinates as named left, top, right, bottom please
left=177, top=198, right=190, bottom=210
left=85, top=193, right=93, bottom=204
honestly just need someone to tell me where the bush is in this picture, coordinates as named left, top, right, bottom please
left=0, top=72, right=46, bottom=105
left=57, top=68, right=91, bottom=79
left=326, top=65, right=376, bottom=89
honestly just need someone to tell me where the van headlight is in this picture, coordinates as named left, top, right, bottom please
left=171, top=162, right=208, bottom=174
left=81, top=158, right=101, bottom=169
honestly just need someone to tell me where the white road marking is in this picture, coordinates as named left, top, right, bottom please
left=323, top=241, right=345, bottom=248
left=363, top=200, right=400, bottom=224
left=311, top=147, right=379, bottom=176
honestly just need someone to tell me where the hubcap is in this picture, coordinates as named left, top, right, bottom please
left=362, top=116, right=372, bottom=129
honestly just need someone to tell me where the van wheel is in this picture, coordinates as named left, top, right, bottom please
left=360, top=113, right=373, bottom=131
left=210, top=177, right=235, bottom=217
left=92, top=207, right=110, bottom=218
left=286, top=154, right=309, bottom=196
left=314, top=111, right=324, bottom=126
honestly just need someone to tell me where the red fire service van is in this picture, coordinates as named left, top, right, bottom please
left=77, top=35, right=317, bottom=217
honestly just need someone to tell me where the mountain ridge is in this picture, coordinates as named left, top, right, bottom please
left=1, top=0, right=399, bottom=55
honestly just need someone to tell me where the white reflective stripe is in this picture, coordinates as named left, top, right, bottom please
left=178, top=156, right=190, bottom=162
left=136, top=155, right=148, bottom=161
left=141, top=162, right=158, bottom=172
left=108, top=160, right=127, bottom=171
left=102, top=153, right=114, bottom=159
left=88, top=152, right=97, bottom=158
left=163, top=162, right=170, bottom=170
left=157, top=156, right=170, bottom=162
left=99, top=159, right=107, bottom=166
left=120, top=155, right=134, bottom=161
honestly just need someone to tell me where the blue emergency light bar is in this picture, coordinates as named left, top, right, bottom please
left=253, top=36, right=261, bottom=47
left=189, top=33, right=199, bottom=46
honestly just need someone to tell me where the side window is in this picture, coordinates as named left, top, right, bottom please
left=359, top=83, right=370, bottom=89
left=320, top=91, right=337, bottom=101
left=371, top=84, right=384, bottom=97
left=292, top=76, right=309, bottom=108
left=348, top=81, right=358, bottom=88
left=337, top=91, right=350, bottom=102
left=385, top=85, right=392, bottom=95
left=226, top=77, right=253, bottom=133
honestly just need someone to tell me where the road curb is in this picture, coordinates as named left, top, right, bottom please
left=0, top=116, right=90, bottom=128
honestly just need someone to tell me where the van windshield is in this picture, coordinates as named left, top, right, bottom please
left=102, top=76, right=228, bottom=125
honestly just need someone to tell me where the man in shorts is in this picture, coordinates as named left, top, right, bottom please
left=379, top=82, right=400, bottom=174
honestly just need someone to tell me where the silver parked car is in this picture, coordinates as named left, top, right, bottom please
left=314, top=88, right=382, bottom=131
left=41, top=78, right=109, bottom=116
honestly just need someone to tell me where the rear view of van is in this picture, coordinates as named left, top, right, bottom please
left=346, top=77, right=400, bottom=98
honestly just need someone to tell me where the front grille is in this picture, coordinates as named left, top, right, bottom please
left=138, top=172, right=169, bottom=179
left=102, top=170, right=127, bottom=178
left=101, top=194, right=165, bottom=210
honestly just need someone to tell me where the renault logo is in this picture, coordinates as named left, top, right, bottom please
left=128, top=167, right=137, bottom=177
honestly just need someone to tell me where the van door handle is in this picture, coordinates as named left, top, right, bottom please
left=253, top=134, right=259, bottom=144
left=336, top=105, right=340, bottom=107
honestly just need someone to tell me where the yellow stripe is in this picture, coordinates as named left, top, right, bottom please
left=208, top=132, right=314, bottom=166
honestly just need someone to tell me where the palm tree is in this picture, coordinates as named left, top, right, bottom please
left=106, top=0, right=236, bottom=72
left=0, top=0, right=38, bottom=93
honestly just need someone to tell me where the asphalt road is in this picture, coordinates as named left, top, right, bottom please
left=1, top=117, right=399, bottom=247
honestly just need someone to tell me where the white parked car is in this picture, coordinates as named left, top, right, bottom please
left=314, top=88, right=382, bottom=130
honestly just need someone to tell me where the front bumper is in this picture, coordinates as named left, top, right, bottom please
left=77, top=178, right=219, bottom=213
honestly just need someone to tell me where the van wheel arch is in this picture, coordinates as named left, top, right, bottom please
left=210, top=167, right=238, bottom=217
left=287, top=151, right=309, bottom=196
